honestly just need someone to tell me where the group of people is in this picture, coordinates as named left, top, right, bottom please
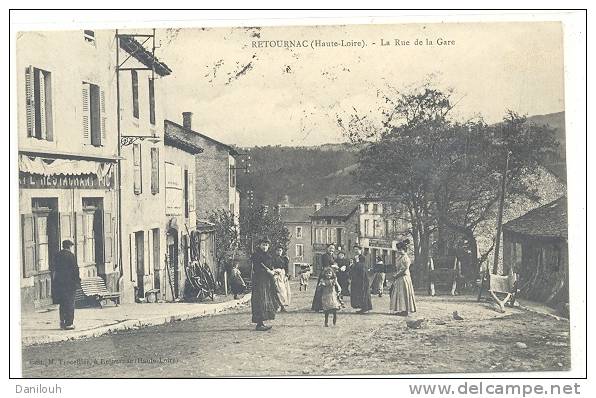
left=249, top=238, right=417, bottom=331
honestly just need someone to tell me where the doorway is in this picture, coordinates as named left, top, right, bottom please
left=167, top=230, right=179, bottom=299
left=31, top=198, right=59, bottom=307
left=135, top=231, right=145, bottom=300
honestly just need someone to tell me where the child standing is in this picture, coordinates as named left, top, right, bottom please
left=229, top=261, right=246, bottom=300
left=316, top=267, right=342, bottom=327
left=299, top=264, right=312, bottom=291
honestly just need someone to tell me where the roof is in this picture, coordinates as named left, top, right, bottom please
left=164, top=121, right=203, bottom=154
left=280, top=206, right=313, bottom=223
left=164, top=120, right=238, bottom=156
left=503, top=196, right=567, bottom=239
left=119, top=36, right=172, bottom=77
left=312, top=195, right=361, bottom=218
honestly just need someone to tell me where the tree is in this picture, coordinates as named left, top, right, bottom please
left=339, top=83, right=559, bottom=284
left=239, top=204, right=290, bottom=253
left=208, top=209, right=240, bottom=272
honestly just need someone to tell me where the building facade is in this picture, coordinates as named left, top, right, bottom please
left=163, top=120, right=203, bottom=300
left=280, top=206, right=313, bottom=278
left=357, top=197, right=411, bottom=267
left=311, top=196, right=361, bottom=275
left=183, top=112, right=240, bottom=224
left=18, top=30, right=120, bottom=310
left=117, top=33, right=172, bottom=303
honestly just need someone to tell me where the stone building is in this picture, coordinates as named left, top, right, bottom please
left=117, top=33, right=172, bottom=303
left=17, top=30, right=120, bottom=310
left=280, top=206, right=313, bottom=278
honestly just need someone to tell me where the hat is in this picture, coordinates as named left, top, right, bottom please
left=258, top=237, right=271, bottom=244
left=62, top=239, right=75, bottom=248
left=397, top=239, right=410, bottom=250
left=352, top=244, right=361, bottom=249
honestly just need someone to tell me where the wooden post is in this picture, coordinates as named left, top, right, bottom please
left=492, top=151, right=511, bottom=274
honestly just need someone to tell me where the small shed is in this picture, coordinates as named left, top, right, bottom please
left=502, top=196, right=568, bottom=308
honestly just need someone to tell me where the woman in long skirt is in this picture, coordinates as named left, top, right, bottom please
left=251, top=238, right=280, bottom=331
left=272, top=247, right=291, bottom=311
left=389, top=241, right=417, bottom=316
left=312, top=244, right=336, bottom=311
left=350, top=245, right=372, bottom=314
left=371, top=256, right=386, bottom=297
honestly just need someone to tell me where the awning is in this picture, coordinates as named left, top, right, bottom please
left=19, top=155, right=113, bottom=178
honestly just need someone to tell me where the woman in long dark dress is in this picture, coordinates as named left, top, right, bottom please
left=336, top=251, right=351, bottom=297
left=311, top=244, right=336, bottom=311
left=350, top=245, right=372, bottom=314
left=251, top=238, right=280, bottom=331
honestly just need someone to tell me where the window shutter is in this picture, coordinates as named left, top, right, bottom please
left=90, top=85, right=101, bottom=146
left=131, top=70, right=139, bottom=119
left=133, top=143, right=142, bottom=194
left=82, top=83, right=90, bottom=144
left=129, top=233, right=136, bottom=282
left=100, top=90, right=106, bottom=142
left=37, top=70, right=47, bottom=140
left=103, top=211, right=113, bottom=263
left=151, top=147, right=159, bottom=194
left=148, top=78, right=155, bottom=125
left=25, top=66, right=36, bottom=137
left=75, top=212, right=85, bottom=265
left=21, top=214, right=36, bottom=277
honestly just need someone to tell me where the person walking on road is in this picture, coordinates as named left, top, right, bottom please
left=389, top=240, right=417, bottom=316
left=272, top=246, right=291, bottom=312
left=316, top=266, right=342, bottom=327
left=251, top=238, right=280, bottom=331
left=350, top=245, right=372, bottom=314
left=311, top=244, right=336, bottom=311
left=336, top=251, right=351, bottom=297
left=52, top=240, right=81, bottom=330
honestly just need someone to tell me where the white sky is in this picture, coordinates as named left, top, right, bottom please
left=158, top=22, right=564, bottom=147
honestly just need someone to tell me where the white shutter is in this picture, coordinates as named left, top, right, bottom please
left=129, top=233, right=136, bottom=282
left=82, top=83, right=90, bottom=144
left=38, top=71, right=47, bottom=139
left=188, top=171, right=195, bottom=212
left=147, top=231, right=153, bottom=276
left=100, top=89, right=106, bottom=142
left=25, top=66, right=36, bottom=137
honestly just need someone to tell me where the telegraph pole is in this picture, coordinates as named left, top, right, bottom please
left=492, top=150, right=511, bottom=274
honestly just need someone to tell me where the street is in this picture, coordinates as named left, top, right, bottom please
left=22, top=280, right=570, bottom=377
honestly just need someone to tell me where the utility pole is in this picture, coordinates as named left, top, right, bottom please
left=492, top=150, right=511, bottom=274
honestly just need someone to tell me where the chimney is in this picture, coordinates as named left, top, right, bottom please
left=314, top=203, right=321, bottom=212
left=182, top=112, right=193, bottom=130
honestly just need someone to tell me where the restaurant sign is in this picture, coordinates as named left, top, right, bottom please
left=19, top=172, right=113, bottom=189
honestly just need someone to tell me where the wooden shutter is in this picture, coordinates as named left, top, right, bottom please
left=129, top=233, right=136, bottom=282
left=25, top=66, right=36, bottom=137
left=75, top=212, right=85, bottom=265
left=90, top=84, right=101, bottom=146
left=131, top=70, right=139, bottom=119
left=103, top=211, right=113, bottom=263
left=38, top=70, right=47, bottom=140
left=82, top=83, right=90, bottom=143
left=148, top=78, right=155, bottom=125
left=133, top=143, right=142, bottom=194
left=100, top=89, right=106, bottom=142
left=21, top=214, right=36, bottom=277
left=151, top=147, right=159, bottom=194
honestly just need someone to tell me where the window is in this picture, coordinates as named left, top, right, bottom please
left=364, top=204, right=370, bottom=213
left=82, top=82, right=105, bottom=146
left=133, top=143, right=142, bottom=194
left=295, top=226, right=303, bottom=239
left=373, top=220, right=379, bottom=237
left=25, top=66, right=53, bottom=141
left=296, top=244, right=304, bottom=258
left=35, top=214, right=49, bottom=272
left=150, top=148, right=159, bottom=194
left=373, top=204, right=379, bottom=213
left=229, top=165, right=236, bottom=188
left=148, top=78, right=155, bottom=125
left=131, top=70, right=139, bottom=119
left=385, top=220, right=390, bottom=237
left=326, top=228, right=330, bottom=244
left=364, top=219, right=370, bottom=236
left=392, top=219, right=398, bottom=233
left=83, top=211, right=96, bottom=264
left=83, top=30, right=96, bottom=45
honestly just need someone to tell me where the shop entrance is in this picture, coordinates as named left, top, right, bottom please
left=79, top=198, right=104, bottom=279
left=31, top=198, right=59, bottom=308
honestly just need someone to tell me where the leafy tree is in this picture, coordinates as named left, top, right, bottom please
left=208, top=209, right=240, bottom=272
left=239, top=204, right=290, bottom=254
left=339, top=83, right=559, bottom=283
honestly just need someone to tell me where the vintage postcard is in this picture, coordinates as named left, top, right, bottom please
left=10, top=11, right=586, bottom=382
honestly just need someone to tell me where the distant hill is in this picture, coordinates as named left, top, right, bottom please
left=237, top=145, right=362, bottom=206
left=237, top=112, right=566, bottom=206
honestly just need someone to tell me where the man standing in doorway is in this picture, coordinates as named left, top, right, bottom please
left=52, top=240, right=81, bottom=330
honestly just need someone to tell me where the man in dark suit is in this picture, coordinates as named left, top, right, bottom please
left=52, top=240, right=81, bottom=330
